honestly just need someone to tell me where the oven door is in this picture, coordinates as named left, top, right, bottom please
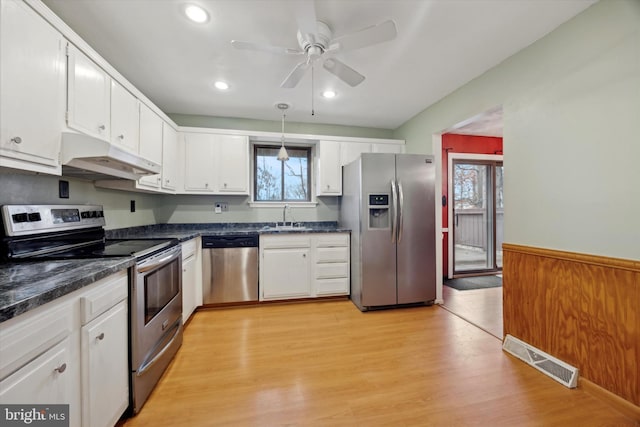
left=131, top=244, right=183, bottom=412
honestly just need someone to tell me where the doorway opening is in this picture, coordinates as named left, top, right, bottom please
left=438, top=107, right=503, bottom=339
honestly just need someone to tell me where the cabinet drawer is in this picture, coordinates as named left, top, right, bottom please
left=316, top=247, right=349, bottom=263
left=260, top=235, right=311, bottom=249
left=181, top=238, right=197, bottom=259
left=315, top=278, right=350, bottom=296
left=0, top=300, right=74, bottom=381
left=0, top=337, right=74, bottom=404
left=315, top=262, right=349, bottom=279
left=80, top=270, right=128, bottom=325
left=315, top=234, right=349, bottom=248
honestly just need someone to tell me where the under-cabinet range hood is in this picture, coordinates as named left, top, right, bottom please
left=60, top=132, right=161, bottom=180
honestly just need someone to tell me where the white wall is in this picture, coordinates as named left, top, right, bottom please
left=394, top=0, right=640, bottom=260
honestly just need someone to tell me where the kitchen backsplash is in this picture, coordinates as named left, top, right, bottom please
left=0, top=171, right=340, bottom=229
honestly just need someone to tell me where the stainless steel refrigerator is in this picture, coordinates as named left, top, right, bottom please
left=340, top=153, right=436, bottom=311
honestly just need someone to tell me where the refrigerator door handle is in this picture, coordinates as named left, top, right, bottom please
left=391, top=179, right=398, bottom=243
left=397, top=180, right=404, bottom=243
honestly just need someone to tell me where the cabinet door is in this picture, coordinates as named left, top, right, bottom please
left=110, top=81, right=140, bottom=153
left=0, top=0, right=65, bottom=172
left=340, top=142, right=371, bottom=166
left=161, top=122, right=178, bottom=191
left=183, top=133, right=215, bottom=192
left=215, top=135, right=249, bottom=193
left=138, top=104, right=163, bottom=188
left=372, top=143, right=404, bottom=154
left=316, top=141, right=342, bottom=195
left=262, top=248, right=311, bottom=299
left=0, top=338, right=75, bottom=407
left=182, top=252, right=197, bottom=324
left=67, top=44, right=111, bottom=141
left=81, top=300, right=128, bottom=427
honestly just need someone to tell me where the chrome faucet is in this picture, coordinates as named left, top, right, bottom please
left=282, top=204, right=289, bottom=225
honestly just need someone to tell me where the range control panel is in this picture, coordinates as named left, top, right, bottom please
left=1, top=205, right=105, bottom=236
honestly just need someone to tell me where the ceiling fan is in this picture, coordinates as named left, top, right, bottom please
left=231, top=1, right=397, bottom=88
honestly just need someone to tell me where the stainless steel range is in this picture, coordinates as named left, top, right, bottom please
left=0, top=204, right=183, bottom=414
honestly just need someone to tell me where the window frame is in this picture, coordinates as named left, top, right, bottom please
left=253, top=144, right=313, bottom=203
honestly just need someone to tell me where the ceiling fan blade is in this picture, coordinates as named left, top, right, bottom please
left=281, top=61, right=310, bottom=88
left=331, top=20, right=397, bottom=52
left=231, top=40, right=303, bottom=55
left=294, top=0, right=318, bottom=42
left=322, top=58, right=365, bottom=87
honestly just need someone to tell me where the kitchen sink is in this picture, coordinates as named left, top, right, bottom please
left=262, top=224, right=309, bottom=232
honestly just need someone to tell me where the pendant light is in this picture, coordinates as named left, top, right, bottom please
left=277, top=103, right=289, bottom=161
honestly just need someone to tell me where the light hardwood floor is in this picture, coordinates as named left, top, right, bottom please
left=122, top=301, right=635, bottom=426
left=442, top=285, right=503, bottom=339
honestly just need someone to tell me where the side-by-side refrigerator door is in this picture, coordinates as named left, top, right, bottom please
left=395, top=154, right=436, bottom=304
left=360, top=153, right=397, bottom=307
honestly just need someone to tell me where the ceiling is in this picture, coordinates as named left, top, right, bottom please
left=42, top=0, right=596, bottom=131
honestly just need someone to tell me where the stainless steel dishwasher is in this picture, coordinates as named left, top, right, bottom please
left=202, top=234, right=259, bottom=304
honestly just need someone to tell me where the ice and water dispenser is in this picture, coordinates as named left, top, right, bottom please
left=368, top=194, right=390, bottom=229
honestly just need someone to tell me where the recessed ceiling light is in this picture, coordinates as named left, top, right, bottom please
left=184, top=5, right=209, bottom=23
left=214, top=81, right=229, bottom=90
left=322, top=90, right=337, bottom=99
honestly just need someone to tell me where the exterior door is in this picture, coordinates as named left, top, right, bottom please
left=452, top=160, right=503, bottom=275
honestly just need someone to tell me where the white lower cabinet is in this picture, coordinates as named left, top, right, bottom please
left=0, top=336, right=75, bottom=407
left=81, top=300, right=128, bottom=427
left=260, top=233, right=350, bottom=301
left=181, top=237, right=202, bottom=324
left=0, top=270, right=129, bottom=427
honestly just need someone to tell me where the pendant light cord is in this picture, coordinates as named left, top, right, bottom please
left=311, top=64, right=315, bottom=116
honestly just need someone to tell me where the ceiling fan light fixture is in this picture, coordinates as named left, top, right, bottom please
left=184, top=5, right=209, bottom=23
left=322, top=90, right=336, bottom=99
left=214, top=81, right=229, bottom=90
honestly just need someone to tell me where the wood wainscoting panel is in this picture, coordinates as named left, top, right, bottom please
left=503, top=243, right=640, bottom=407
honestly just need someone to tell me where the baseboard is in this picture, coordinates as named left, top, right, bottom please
left=580, top=378, right=640, bottom=421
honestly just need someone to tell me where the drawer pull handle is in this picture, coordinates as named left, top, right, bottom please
left=54, top=363, right=67, bottom=374
left=96, top=332, right=105, bottom=341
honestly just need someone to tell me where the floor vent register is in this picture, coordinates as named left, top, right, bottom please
left=502, top=334, right=579, bottom=388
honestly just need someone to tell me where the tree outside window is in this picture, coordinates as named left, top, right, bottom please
left=255, top=146, right=310, bottom=201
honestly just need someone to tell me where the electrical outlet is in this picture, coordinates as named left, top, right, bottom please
left=220, top=202, right=229, bottom=212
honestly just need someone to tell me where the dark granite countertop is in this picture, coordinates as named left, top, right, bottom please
left=1, top=222, right=349, bottom=323
left=106, top=222, right=350, bottom=242
left=0, top=257, right=134, bottom=323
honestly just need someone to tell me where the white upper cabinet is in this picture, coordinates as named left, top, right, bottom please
left=183, top=133, right=215, bottom=192
left=216, top=135, right=249, bottom=193
left=162, top=123, right=178, bottom=191
left=316, top=140, right=342, bottom=196
left=138, top=104, right=164, bottom=189
left=340, top=142, right=372, bottom=166
left=67, top=44, right=111, bottom=141
left=110, top=81, right=140, bottom=153
left=372, top=143, right=404, bottom=154
left=0, top=0, right=65, bottom=174
left=183, top=133, right=249, bottom=194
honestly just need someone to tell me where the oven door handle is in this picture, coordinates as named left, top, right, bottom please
left=137, top=249, right=180, bottom=273
left=136, top=322, right=181, bottom=377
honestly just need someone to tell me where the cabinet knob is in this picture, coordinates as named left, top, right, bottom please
left=10, top=136, right=22, bottom=144
left=118, top=134, right=125, bottom=140
left=54, top=363, right=67, bottom=374
left=223, top=183, right=227, bottom=188
left=205, top=183, right=209, bottom=187
left=98, top=125, right=106, bottom=130
left=326, top=184, right=330, bottom=189
left=302, top=254, right=306, bottom=258
left=96, top=332, right=105, bottom=341
left=166, top=179, right=170, bottom=183
left=157, top=176, right=162, bottom=182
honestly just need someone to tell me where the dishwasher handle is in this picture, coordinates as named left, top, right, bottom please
left=202, top=234, right=258, bottom=248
